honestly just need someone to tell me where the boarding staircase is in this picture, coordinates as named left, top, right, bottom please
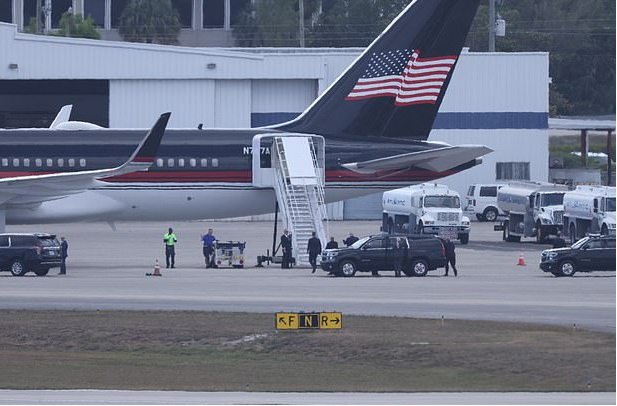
left=272, top=136, right=328, bottom=266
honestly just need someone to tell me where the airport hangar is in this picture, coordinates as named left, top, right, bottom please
left=0, top=22, right=549, bottom=219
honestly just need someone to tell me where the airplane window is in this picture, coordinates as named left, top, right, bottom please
left=57, top=158, right=64, bottom=167
left=1, top=158, right=7, bottom=166
left=12, top=158, right=19, bottom=167
left=200, top=158, right=208, bottom=167
left=157, top=159, right=164, bottom=167
left=46, top=158, right=53, bottom=167
left=178, top=158, right=185, bottom=167
left=35, top=159, right=42, bottom=167
left=68, top=159, right=75, bottom=167
left=167, top=158, right=175, bottom=168
left=212, top=158, right=219, bottom=167
left=189, top=158, right=196, bottom=167
left=79, top=159, right=86, bottom=167
left=23, top=158, right=30, bottom=167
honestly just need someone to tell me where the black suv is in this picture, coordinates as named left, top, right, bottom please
left=0, top=233, right=62, bottom=276
left=320, top=234, right=446, bottom=277
left=540, top=234, right=616, bottom=277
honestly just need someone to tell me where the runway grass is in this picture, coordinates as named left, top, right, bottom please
left=0, top=310, right=614, bottom=392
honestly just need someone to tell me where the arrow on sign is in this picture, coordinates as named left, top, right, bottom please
left=279, top=317, right=287, bottom=325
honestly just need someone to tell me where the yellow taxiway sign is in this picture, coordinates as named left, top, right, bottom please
left=275, top=312, right=342, bottom=330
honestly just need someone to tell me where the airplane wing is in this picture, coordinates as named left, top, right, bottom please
left=0, top=112, right=170, bottom=206
left=341, top=145, right=493, bottom=174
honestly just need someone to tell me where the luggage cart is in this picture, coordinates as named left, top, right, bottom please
left=214, top=241, right=246, bottom=268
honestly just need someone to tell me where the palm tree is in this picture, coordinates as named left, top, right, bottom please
left=118, top=0, right=181, bottom=45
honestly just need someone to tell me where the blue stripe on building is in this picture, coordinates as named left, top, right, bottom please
left=252, top=112, right=549, bottom=129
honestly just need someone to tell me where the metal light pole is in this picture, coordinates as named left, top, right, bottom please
left=488, top=0, right=495, bottom=52
left=299, top=0, right=305, bottom=47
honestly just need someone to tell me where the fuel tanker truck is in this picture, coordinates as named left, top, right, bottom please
left=563, top=185, right=616, bottom=242
left=382, top=183, right=471, bottom=244
left=494, top=181, right=568, bottom=243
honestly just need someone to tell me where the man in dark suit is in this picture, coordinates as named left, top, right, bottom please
left=59, top=235, right=68, bottom=275
left=307, top=231, right=322, bottom=273
left=443, top=238, right=458, bottom=276
left=280, top=229, right=293, bottom=269
left=325, top=237, right=338, bottom=250
left=343, top=232, right=359, bottom=247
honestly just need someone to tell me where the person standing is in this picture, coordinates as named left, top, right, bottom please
left=307, top=231, right=322, bottom=274
left=163, top=227, right=177, bottom=268
left=393, top=237, right=407, bottom=277
left=325, top=237, right=338, bottom=250
left=343, top=232, right=359, bottom=247
left=201, top=228, right=217, bottom=268
left=58, top=235, right=68, bottom=275
left=280, top=229, right=293, bottom=269
left=443, top=238, right=458, bottom=276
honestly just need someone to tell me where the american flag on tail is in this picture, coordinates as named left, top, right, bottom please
left=345, top=49, right=457, bottom=106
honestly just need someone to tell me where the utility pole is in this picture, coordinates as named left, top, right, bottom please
left=488, top=0, right=495, bottom=52
left=35, top=0, right=42, bottom=34
left=299, top=0, right=305, bottom=47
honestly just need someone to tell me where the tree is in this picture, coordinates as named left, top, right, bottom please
left=118, top=0, right=181, bottom=45
left=55, top=12, right=101, bottom=40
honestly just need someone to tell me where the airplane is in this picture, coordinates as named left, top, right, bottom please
left=0, top=0, right=489, bottom=232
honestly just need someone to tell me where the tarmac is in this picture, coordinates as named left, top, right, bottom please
left=0, top=220, right=614, bottom=332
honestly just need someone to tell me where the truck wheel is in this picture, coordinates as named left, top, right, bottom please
left=34, top=268, right=50, bottom=276
left=535, top=223, right=544, bottom=243
left=339, top=260, right=357, bottom=277
left=601, top=224, right=608, bottom=236
left=504, top=224, right=521, bottom=242
left=10, top=259, right=27, bottom=276
left=483, top=207, right=498, bottom=222
left=558, top=260, right=576, bottom=277
left=459, top=234, right=469, bottom=244
left=408, top=259, right=428, bottom=277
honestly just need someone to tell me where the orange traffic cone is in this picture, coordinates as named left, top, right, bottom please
left=517, top=252, right=526, bottom=266
left=147, top=259, right=162, bottom=276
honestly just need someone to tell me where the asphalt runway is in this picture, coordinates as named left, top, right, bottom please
left=0, top=220, right=614, bottom=332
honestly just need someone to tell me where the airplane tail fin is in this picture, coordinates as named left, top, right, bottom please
left=275, top=0, right=480, bottom=140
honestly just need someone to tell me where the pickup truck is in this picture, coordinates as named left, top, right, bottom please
left=320, top=234, right=446, bottom=277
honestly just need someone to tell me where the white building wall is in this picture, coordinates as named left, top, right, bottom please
left=251, top=80, right=316, bottom=113
left=214, top=80, right=251, bottom=128
left=110, top=79, right=216, bottom=128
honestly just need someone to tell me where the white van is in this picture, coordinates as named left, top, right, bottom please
left=465, top=184, right=506, bottom=221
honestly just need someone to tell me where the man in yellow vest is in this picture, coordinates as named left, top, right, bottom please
left=163, top=227, right=177, bottom=268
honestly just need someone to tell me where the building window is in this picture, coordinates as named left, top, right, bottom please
left=203, top=0, right=224, bottom=28
left=172, top=0, right=192, bottom=28
left=84, top=0, right=106, bottom=27
left=111, top=0, right=130, bottom=28
left=68, top=158, right=75, bottom=167
left=22, top=0, right=38, bottom=30
left=51, top=0, right=73, bottom=28
left=79, top=158, right=86, bottom=167
left=0, top=0, right=12, bottom=23
left=230, top=0, right=250, bottom=26
left=496, top=162, right=530, bottom=181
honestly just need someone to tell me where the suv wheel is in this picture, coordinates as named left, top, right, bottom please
left=459, top=234, right=469, bottom=245
left=10, top=259, right=27, bottom=276
left=483, top=207, right=498, bottom=222
left=339, top=260, right=357, bottom=277
left=558, top=260, right=576, bottom=277
left=34, top=268, right=50, bottom=276
left=408, top=259, right=428, bottom=277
